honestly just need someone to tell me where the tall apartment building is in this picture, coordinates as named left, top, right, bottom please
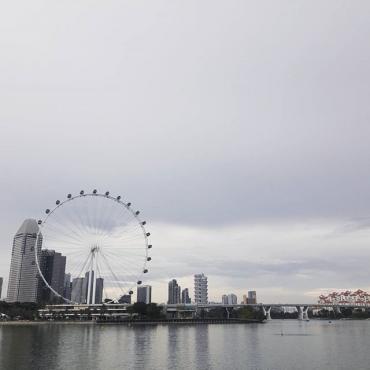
left=248, top=290, right=257, bottom=304
left=71, top=277, right=85, bottom=303
left=63, top=273, right=72, bottom=301
left=222, top=293, right=237, bottom=305
left=181, top=288, right=191, bottom=304
left=228, top=294, right=237, bottom=305
left=194, top=273, right=208, bottom=304
left=168, top=279, right=181, bottom=304
left=6, top=219, right=42, bottom=303
left=39, top=249, right=66, bottom=304
left=137, top=285, right=152, bottom=304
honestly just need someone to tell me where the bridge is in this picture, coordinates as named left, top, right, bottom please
left=38, top=302, right=370, bottom=321
left=166, top=303, right=370, bottom=320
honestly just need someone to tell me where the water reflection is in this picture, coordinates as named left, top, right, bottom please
left=0, top=321, right=370, bottom=370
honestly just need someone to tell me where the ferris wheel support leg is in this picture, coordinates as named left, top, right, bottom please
left=92, top=253, right=97, bottom=304
left=87, top=252, right=93, bottom=305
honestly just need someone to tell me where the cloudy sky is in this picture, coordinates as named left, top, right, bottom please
left=1, top=1, right=370, bottom=303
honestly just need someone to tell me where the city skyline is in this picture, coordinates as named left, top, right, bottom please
left=1, top=216, right=370, bottom=304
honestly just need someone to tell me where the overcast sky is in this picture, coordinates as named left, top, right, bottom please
left=1, top=1, right=370, bottom=303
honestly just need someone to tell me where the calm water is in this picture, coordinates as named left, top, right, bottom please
left=0, top=320, right=369, bottom=370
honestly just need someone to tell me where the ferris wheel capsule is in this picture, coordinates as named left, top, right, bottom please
left=148, top=245, right=152, bottom=249
left=147, top=257, right=151, bottom=261
left=38, top=220, right=42, bottom=225
left=93, top=189, right=97, bottom=194
left=56, top=200, right=60, bottom=205
left=117, top=196, right=121, bottom=200
left=45, top=209, right=50, bottom=214
left=105, top=191, right=109, bottom=196
left=80, top=190, right=84, bottom=195
left=127, top=202, right=131, bottom=207
left=67, top=194, right=72, bottom=199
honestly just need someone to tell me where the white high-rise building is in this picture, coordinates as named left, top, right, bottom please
left=227, top=294, right=237, bottom=305
left=194, top=273, right=208, bottom=304
left=6, top=219, right=42, bottom=303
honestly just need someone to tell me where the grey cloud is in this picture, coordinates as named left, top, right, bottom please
left=1, top=1, right=370, bottom=301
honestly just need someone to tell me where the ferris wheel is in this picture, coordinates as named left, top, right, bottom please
left=35, top=190, right=152, bottom=304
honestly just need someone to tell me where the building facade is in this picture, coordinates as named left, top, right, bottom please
left=39, top=249, right=66, bottom=304
left=228, top=294, right=237, bottom=305
left=0, top=277, right=3, bottom=300
left=181, top=288, right=191, bottom=304
left=194, top=273, right=208, bottom=304
left=118, top=294, right=131, bottom=304
left=248, top=291, right=257, bottom=304
left=6, top=219, right=42, bottom=303
left=168, top=279, right=181, bottom=304
left=71, top=277, right=85, bottom=303
left=137, top=285, right=152, bottom=304
left=222, top=293, right=237, bottom=304
left=63, top=273, right=72, bottom=301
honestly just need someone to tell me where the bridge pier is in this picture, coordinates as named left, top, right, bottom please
left=334, top=306, right=342, bottom=315
left=262, top=306, right=272, bottom=320
left=296, top=306, right=304, bottom=320
left=302, top=306, right=309, bottom=320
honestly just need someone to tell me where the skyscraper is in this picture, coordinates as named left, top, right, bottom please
left=63, top=273, right=72, bottom=301
left=39, top=249, right=66, bottom=304
left=168, top=279, right=181, bottom=304
left=181, top=288, right=191, bottom=304
left=137, top=285, right=152, bottom=304
left=71, top=277, right=85, bottom=303
left=227, top=294, right=237, bottom=305
left=222, top=293, right=237, bottom=304
left=248, top=290, right=257, bottom=304
left=7, top=219, right=42, bottom=303
left=0, top=277, right=3, bottom=299
left=194, top=273, right=208, bottom=304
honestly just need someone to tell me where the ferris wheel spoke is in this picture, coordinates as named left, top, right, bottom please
left=41, top=236, right=87, bottom=250
left=101, top=250, right=142, bottom=282
left=42, top=220, right=86, bottom=244
left=49, top=203, right=89, bottom=241
left=43, top=218, right=87, bottom=246
left=69, top=251, right=93, bottom=280
left=102, top=252, right=145, bottom=282
left=99, top=251, right=127, bottom=295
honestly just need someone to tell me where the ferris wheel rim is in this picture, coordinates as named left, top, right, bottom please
left=35, top=190, right=151, bottom=305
